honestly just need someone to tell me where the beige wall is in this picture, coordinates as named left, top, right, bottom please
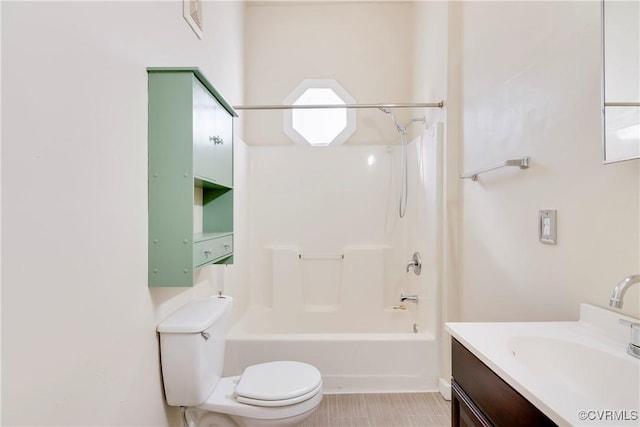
left=244, top=1, right=417, bottom=146
left=456, top=1, right=640, bottom=322
left=1, top=1, right=246, bottom=425
left=411, top=1, right=640, bottom=392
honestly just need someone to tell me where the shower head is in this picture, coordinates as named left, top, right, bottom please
left=378, top=107, right=405, bottom=134
left=378, top=107, right=426, bottom=134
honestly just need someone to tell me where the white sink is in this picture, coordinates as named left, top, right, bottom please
left=446, top=304, right=640, bottom=426
left=508, top=335, right=640, bottom=409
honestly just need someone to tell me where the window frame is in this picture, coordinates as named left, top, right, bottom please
left=283, top=79, right=357, bottom=146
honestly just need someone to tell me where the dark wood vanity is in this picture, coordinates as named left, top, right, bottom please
left=451, top=338, right=557, bottom=427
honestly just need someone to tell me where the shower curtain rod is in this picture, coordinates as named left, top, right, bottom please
left=232, top=101, right=444, bottom=111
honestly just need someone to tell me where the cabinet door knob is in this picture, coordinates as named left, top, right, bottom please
left=204, top=249, right=212, bottom=257
left=209, top=136, right=224, bottom=145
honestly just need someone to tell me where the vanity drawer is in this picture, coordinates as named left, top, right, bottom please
left=193, top=234, right=233, bottom=267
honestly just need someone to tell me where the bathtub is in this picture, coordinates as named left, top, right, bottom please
left=224, top=307, right=439, bottom=394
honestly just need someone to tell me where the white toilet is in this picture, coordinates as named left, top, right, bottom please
left=157, top=296, right=323, bottom=427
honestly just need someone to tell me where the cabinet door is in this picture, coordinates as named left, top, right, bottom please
left=213, top=95, right=233, bottom=188
left=193, top=76, right=233, bottom=188
left=452, top=339, right=557, bottom=427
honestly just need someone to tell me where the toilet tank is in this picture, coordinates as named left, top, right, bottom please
left=157, top=296, right=233, bottom=406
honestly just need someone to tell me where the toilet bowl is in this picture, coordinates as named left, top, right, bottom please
left=157, top=296, right=323, bottom=427
left=197, top=361, right=323, bottom=427
left=197, top=363, right=322, bottom=426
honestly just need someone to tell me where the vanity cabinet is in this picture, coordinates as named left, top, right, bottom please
left=148, top=67, right=237, bottom=287
left=451, top=339, right=557, bottom=427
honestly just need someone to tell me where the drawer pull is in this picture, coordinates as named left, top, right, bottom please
left=209, top=135, right=224, bottom=145
left=204, top=249, right=212, bottom=257
left=224, top=244, right=231, bottom=250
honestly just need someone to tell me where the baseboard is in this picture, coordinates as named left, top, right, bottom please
left=438, top=377, right=451, bottom=401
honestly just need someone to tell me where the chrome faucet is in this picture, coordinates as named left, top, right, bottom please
left=400, top=293, right=419, bottom=304
left=609, top=274, right=640, bottom=308
left=406, top=252, right=422, bottom=275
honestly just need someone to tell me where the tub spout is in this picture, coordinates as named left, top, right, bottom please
left=400, top=293, right=419, bottom=304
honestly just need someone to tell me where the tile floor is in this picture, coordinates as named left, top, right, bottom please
left=299, top=392, right=451, bottom=427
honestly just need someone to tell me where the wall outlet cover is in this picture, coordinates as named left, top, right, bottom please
left=539, top=210, right=557, bottom=244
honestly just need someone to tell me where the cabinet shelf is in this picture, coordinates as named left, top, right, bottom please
left=148, top=68, right=236, bottom=287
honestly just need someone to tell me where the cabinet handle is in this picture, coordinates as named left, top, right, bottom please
left=204, top=249, right=212, bottom=257
left=224, top=244, right=230, bottom=250
left=209, top=136, right=224, bottom=145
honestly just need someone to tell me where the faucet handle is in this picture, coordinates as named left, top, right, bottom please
left=406, top=252, right=422, bottom=275
left=619, top=319, right=640, bottom=348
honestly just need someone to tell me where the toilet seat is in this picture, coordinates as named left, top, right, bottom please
left=199, top=375, right=323, bottom=421
left=234, top=361, right=322, bottom=407
left=235, top=382, right=322, bottom=407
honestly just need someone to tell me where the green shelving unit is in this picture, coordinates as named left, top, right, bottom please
left=147, top=68, right=237, bottom=287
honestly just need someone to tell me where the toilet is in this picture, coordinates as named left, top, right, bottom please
left=157, top=296, right=323, bottom=427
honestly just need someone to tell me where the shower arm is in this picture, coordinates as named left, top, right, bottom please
left=404, top=117, right=427, bottom=128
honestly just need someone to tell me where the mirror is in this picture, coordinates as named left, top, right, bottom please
left=602, top=0, right=640, bottom=163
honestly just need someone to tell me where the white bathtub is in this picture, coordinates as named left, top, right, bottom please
left=224, top=308, right=439, bottom=394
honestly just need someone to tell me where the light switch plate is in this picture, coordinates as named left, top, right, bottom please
left=539, top=210, right=557, bottom=244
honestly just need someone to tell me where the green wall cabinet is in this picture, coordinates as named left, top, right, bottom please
left=147, top=68, right=237, bottom=287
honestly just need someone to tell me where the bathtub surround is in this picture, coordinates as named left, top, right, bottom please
left=225, top=246, right=437, bottom=393
left=233, top=125, right=443, bottom=393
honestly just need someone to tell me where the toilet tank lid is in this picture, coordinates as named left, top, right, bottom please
left=157, top=296, right=233, bottom=334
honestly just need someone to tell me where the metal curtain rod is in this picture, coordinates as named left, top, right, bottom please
left=461, top=157, right=530, bottom=181
left=232, top=101, right=444, bottom=111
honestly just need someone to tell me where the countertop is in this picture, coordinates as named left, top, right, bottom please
left=446, top=304, right=640, bottom=426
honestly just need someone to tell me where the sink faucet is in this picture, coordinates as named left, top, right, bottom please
left=609, top=274, right=640, bottom=308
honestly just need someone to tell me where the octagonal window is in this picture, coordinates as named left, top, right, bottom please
left=284, top=79, right=356, bottom=146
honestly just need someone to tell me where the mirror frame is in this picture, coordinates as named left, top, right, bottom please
left=602, top=0, right=640, bottom=164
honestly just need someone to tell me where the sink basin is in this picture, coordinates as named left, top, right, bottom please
left=508, top=335, right=640, bottom=409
